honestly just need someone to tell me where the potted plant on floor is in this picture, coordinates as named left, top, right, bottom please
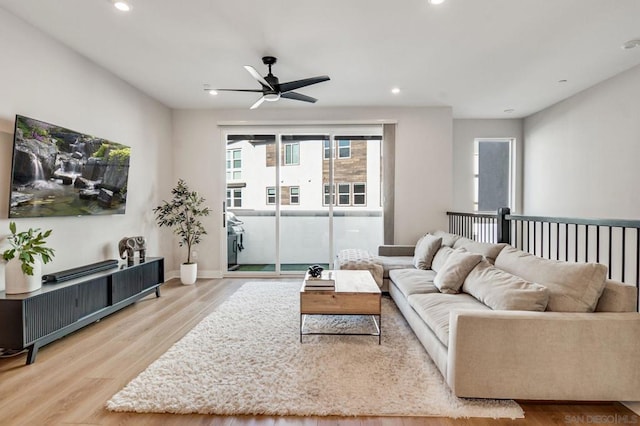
left=2, top=222, right=55, bottom=294
left=153, top=179, right=210, bottom=285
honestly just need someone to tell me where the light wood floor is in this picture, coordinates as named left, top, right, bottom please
left=0, top=278, right=636, bottom=425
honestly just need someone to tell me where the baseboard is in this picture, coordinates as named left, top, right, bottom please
left=166, top=270, right=223, bottom=281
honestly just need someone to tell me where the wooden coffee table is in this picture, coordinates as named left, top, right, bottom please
left=299, top=269, right=381, bottom=344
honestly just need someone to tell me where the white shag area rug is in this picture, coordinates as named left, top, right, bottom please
left=107, top=281, right=524, bottom=419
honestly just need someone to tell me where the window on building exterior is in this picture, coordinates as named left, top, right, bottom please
left=226, top=149, right=242, bottom=180
left=323, top=184, right=335, bottom=206
left=227, top=188, right=242, bottom=208
left=337, top=183, right=351, bottom=206
left=290, top=186, right=300, bottom=204
left=284, top=142, right=300, bottom=165
left=323, top=140, right=331, bottom=159
left=353, top=183, right=366, bottom=206
left=337, top=140, right=351, bottom=158
left=266, top=187, right=276, bottom=205
left=474, top=138, right=514, bottom=212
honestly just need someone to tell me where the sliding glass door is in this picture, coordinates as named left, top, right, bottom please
left=223, top=126, right=383, bottom=275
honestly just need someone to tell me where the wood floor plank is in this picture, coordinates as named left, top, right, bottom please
left=0, top=277, right=635, bottom=426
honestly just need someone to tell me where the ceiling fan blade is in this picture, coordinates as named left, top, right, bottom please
left=212, top=88, right=265, bottom=93
left=244, top=65, right=274, bottom=90
left=279, top=76, right=330, bottom=93
left=280, top=92, right=317, bottom=103
left=250, top=96, right=266, bottom=109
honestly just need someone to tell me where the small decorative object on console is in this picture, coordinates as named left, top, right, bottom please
left=118, top=236, right=146, bottom=265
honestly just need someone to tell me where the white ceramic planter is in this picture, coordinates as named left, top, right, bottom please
left=5, top=257, right=42, bottom=294
left=180, top=263, right=197, bottom=285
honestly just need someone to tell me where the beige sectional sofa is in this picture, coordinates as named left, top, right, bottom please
left=377, top=230, right=640, bottom=401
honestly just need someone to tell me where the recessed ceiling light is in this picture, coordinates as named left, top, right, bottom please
left=428, top=0, right=446, bottom=4
left=621, top=39, right=640, bottom=50
left=558, top=79, right=568, bottom=83
left=391, top=87, right=401, bottom=95
left=503, top=109, right=515, bottom=113
left=112, top=1, right=131, bottom=12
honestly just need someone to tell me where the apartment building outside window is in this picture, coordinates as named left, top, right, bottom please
left=266, top=187, right=276, bottom=205
left=323, top=140, right=352, bottom=159
left=337, top=140, right=351, bottom=158
left=226, top=149, right=242, bottom=181
left=284, top=142, right=300, bottom=165
left=353, top=183, right=366, bottom=206
left=337, top=183, right=351, bottom=206
left=227, top=188, right=242, bottom=208
left=323, top=184, right=335, bottom=206
left=290, top=186, right=300, bottom=204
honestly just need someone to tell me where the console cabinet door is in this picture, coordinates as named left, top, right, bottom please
left=76, top=277, right=109, bottom=319
left=111, top=259, right=163, bottom=304
left=111, top=267, right=143, bottom=304
left=23, top=286, right=77, bottom=344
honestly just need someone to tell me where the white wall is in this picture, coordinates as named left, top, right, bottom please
left=452, top=119, right=523, bottom=213
left=524, top=64, right=640, bottom=219
left=172, top=107, right=453, bottom=276
left=0, top=8, right=173, bottom=282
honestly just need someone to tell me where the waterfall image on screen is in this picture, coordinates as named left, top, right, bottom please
left=8, top=115, right=131, bottom=218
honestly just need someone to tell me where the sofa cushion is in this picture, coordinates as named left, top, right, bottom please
left=407, top=292, right=490, bottom=347
left=432, top=230, right=462, bottom=248
left=413, top=234, right=442, bottom=270
left=453, top=240, right=508, bottom=264
left=389, top=269, right=438, bottom=297
left=595, top=279, right=638, bottom=313
left=495, top=246, right=607, bottom=312
left=376, top=255, right=414, bottom=278
left=431, top=246, right=454, bottom=273
left=462, top=260, right=549, bottom=311
left=433, top=248, right=483, bottom=294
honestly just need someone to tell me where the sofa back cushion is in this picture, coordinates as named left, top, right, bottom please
left=413, top=234, right=442, bottom=270
left=495, top=246, right=607, bottom=312
left=433, top=248, right=483, bottom=294
left=453, top=239, right=508, bottom=264
left=432, top=230, right=462, bottom=248
left=463, top=260, right=549, bottom=311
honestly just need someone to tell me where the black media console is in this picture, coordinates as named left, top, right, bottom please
left=0, top=257, right=164, bottom=365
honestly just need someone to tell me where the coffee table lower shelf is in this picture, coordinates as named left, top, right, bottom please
left=299, top=313, right=381, bottom=344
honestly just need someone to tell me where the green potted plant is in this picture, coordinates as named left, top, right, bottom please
left=153, top=179, right=210, bottom=285
left=2, top=222, right=55, bottom=294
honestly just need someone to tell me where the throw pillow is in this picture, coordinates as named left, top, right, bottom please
left=433, top=248, right=483, bottom=294
left=432, top=230, right=462, bottom=248
left=413, top=234, right=443, bottom=270
left=431, top=246, right=454, bottom=273
left=453, top=240, right=508, bottom=264
left=462, top=260, right=549, bottom=311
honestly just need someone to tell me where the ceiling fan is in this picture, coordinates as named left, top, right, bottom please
left=208, top=56, right=330, bottom=109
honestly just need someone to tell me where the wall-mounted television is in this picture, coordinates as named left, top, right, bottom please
left=8, top=115, right=130, bottom=218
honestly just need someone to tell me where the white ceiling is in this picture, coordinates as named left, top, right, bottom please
left=1, top=0, right=639, bottom=118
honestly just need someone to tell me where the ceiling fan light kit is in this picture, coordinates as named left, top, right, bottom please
left=208, top=56, right=330, bottom=109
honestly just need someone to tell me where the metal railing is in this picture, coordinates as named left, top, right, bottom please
left=447, top=208, right=640, bottom=292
